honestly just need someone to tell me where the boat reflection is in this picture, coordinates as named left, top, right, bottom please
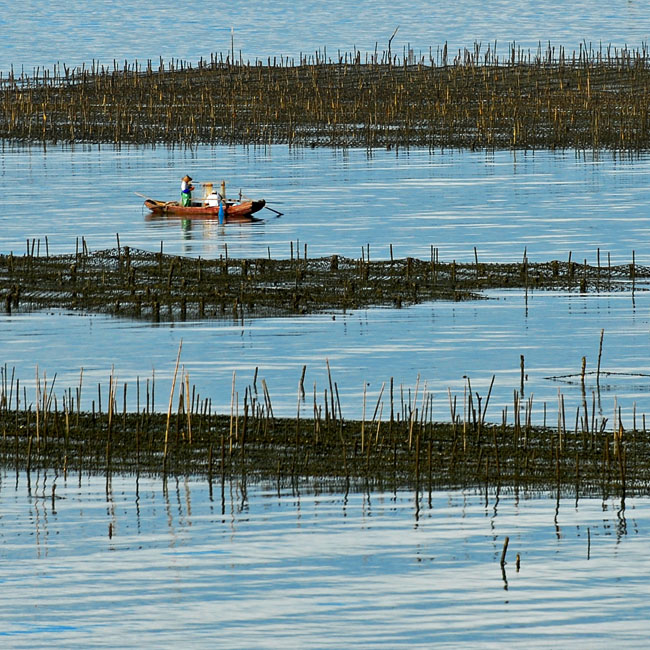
left=144, top=212, right=264, bottom=226
left=144, top=212, right=265, bottom=243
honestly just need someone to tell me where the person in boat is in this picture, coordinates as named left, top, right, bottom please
left=206, top=189, right=222, bottom=208
left=180, top=175, right=194, bottom=207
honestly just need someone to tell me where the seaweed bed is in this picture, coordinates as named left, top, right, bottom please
left=0, top=243, right=648, bottom=495
left=4, top=42, right=650, bottom=491
left=3, top=44, right=650, bottom=151
left=0, top=397, right=643, bottom=497
left=1, top=246, right=647, bottom=321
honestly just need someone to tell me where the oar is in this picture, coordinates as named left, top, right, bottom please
left=241, top=193, right=283, bottom=217
left=264, top=204, right=284, bottom=217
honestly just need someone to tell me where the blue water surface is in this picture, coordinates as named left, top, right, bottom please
left=2, top=0, right=650, bottom=73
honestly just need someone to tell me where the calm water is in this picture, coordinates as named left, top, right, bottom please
left=3, top=0, right=650, bottom=74
left=3, top=145, right=650, bottom=264
left=2, top=288, right=650, bottom=426
left=2, top=146, right=650, bottom=424
left=4, top=4, right=650, bottom=645
left=0, top=471, right=648, bottom=648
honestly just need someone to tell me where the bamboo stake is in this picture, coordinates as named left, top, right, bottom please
left=359, top=381, right=366, bottom=452
left=185, top=371, right=192, bottom=444
left=164, top=340, right=183, bottom=460
left=230, top=371, right=236, bottom=454
left=408, top=374, right=420, bottom=450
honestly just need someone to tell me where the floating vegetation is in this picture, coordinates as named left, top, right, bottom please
left=1, top=243, right=647, bottom=321
left=0, top=362, right=645, bottom=497
left=3, top=43, right=650, bottom=150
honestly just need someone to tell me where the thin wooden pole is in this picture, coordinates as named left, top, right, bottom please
left=164, top=340, right=183, bottom=460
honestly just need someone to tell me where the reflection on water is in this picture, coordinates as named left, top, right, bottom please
left=1, top=470, right=648, bottom=648
left=1, top=288, right=649, bottom=425
left=144, top=212, right=266, bottom=245
left=3, top=146, right=650, bottom=428
left=5, top=6, right=650, bottom=646
left=3, top=146, right=650, bottom=265
left=4, top=0, right=650, bottom=74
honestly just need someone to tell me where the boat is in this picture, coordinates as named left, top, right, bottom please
left=143, top=197, right=266, bottom=220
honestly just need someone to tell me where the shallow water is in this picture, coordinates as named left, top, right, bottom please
left=4, top=5, right=650, bottom=644
left=3, top=0, right=650, bottom=74
left=3, top=145, right=650, bottom=266
left=2, top=286, right=649, bottom=427
left=2, top=148, right=649, bottom=439
left=0, top=470, right=647, bottom=649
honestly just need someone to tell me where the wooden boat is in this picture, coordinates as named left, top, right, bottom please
left=143, top=198, right=266, bottom=220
